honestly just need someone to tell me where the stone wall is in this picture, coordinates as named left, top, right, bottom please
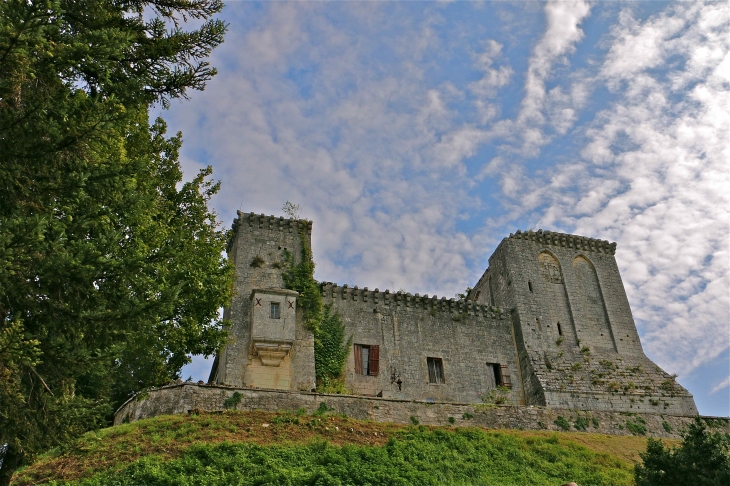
left=114, top=384, right=728, bottom=441
left=321, top=283, right=524, bottom=404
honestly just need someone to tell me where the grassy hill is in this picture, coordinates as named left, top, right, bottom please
left=14, top=410, right=667, bottom=485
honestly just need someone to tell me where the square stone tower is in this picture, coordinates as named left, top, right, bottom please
left=472, top=230, right=697, bottom=415
left=209, top=212, right=315, bottom=391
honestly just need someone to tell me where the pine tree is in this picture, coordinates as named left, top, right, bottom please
left=0, top=2, right=231, bottom=483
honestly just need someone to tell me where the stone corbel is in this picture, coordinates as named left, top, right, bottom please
left=252, top=339, right=293, bottom=366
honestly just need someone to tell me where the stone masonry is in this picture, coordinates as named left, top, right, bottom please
left=114, top=384, right=728, bottom=440
left=208, top=212, right=697, bottom=417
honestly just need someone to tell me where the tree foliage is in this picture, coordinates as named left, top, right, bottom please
left=0, top=1, right=231, bottom=482
left=635, top=417, right=730, bottom=486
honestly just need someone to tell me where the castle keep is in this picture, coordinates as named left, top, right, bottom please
left=209, top=212, right=697, bottom=416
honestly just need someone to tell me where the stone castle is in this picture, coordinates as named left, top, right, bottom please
left=208, top=211, right=698, bottom=416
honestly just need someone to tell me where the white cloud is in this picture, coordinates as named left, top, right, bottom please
left=512, top=1, right=730, bottom=377
left=517, top=0, right=591, bottom=139
left=711, top=376, right=730, bottom=395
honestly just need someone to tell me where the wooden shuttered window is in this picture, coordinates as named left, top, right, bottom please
left=369, top=345, right=379, bottom=376
left=354, top=344, right=379, bottom=376
left=500, top=364, right=512, bottom=389
left=354, top=344, right=362, bottom=375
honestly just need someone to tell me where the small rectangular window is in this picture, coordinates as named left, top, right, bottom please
left=270, top=302, right=280, bottom=319
left=354, top=344, right=379, bottom=376
left=487, top=363, right=512, bottom=389
left=427, top=357, right=445, bottom=384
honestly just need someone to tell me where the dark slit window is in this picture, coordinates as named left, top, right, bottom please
left=528, top=281, right=533, bottom=292
left=557, top=322, right=563, bottom=336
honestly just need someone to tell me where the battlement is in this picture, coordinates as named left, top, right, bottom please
left=227, top=211, right=313, bottom=252
left=321, top=282, right=508, bottom=319
left=509, top=229, right=616, bottom=255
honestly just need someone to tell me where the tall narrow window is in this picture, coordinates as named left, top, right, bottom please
left=557, top=322, right=563, bottom=336
left=270, top=302, right=280, bottom=319
left=427, top=357, right=445, bottom=384
left=528, top=281, right=533, bottom=292
left=354, top=344, right=379, bottom=376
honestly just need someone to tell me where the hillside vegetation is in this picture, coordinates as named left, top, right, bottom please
left=14, top=410, right=666, bottom=486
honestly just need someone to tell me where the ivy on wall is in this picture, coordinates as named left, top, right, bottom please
left=315, top=305, right=352, bottom=392
left=283, top=228, right=350, bottom=392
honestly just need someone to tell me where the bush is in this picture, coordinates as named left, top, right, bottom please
left=635, top=417, right=730, bottom=485
left=625, top=417, right=647, bottom=436
left=223, top=392, right=243, bottom=410
left=574, top=416, right=590, bottom=431
left=555, top=416, right=570, bottom=431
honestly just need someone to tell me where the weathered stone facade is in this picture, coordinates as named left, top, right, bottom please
left=209, top=213, right=315, bottom=392
left=209, top=212, right=697, bottom=417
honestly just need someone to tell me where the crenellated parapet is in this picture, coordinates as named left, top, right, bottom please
left=321, top=282, right=508, bottom=319
left=509, top=229, right=617, bottom=255
left=227, top=211, right=313, bottom=252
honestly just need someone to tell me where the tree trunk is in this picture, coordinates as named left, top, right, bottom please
left=0, top=444, right=23, bottom=486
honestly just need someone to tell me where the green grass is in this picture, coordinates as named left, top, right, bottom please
left=14, top=411, right=650, bottom=486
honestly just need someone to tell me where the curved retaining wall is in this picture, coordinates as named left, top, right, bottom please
left=114, top=384, right=728, bottom=439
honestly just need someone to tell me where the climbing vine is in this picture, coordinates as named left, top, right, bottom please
left=315, top=305, right=352, bottom=393
left=283, top=228, right=350, bottom=392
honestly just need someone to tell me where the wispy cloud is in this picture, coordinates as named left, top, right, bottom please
left=508, top=1, right=730, bottom=377
left=711, top=377, right=730, bottom=395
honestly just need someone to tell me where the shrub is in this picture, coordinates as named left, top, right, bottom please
left=410, top=416, right=420, bottom=425
left=448, top=416, right=455, bottom=424
left=223, top=392, right=243, bottom=410
left=250, top=255, right=265, bottom=268
left=478, top=385, right=511, bottom=406
left=462, top=412, right=473, bottom=420
left=313, top=402, right=331, bottom=416
left=574, top=416, right=590, bottom=431
left=555, top=416, right=570, bottom=431
left=635, top=417, right=730, bottom=485
left=625, top=417, right=647, bottom=436
left=662, top=421, right=672, bottom=434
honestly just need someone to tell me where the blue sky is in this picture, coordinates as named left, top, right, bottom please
left=171, top=1, right=729, bottom=416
